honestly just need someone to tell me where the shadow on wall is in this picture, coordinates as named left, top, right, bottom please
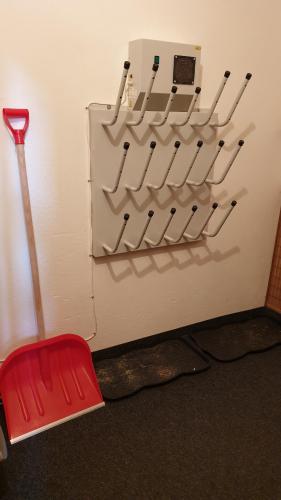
left=99, top=240, right=241, bottom=282
left=216, top=122, right=256, bottom=151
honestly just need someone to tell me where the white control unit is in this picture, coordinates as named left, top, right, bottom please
left=129, top=39, right=202, bottom=112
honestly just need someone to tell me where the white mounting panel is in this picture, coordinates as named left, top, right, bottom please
left=89, top=106, right=217, bottom=257
left=128, top=39, right=201, bottom=96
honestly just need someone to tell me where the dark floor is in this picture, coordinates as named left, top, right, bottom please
left=0, top=344, right=280, bottom=500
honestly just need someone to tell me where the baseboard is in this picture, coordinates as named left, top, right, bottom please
left=93, top=306, right=279, bottom=362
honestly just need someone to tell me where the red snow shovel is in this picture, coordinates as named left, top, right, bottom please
left=0, top=108, right=104, bottom=444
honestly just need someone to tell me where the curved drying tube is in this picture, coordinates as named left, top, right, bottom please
left=192, top=71, right=231, bottom=127
left=126, top=64, right=159, bottom=126
left=124, top=210, right=154, bottom=250
left=170, top=87, right=201, bottom=127
left=167, top=140, right=203, bottom=188
left=164, top=205, right=198, bottom=243
left=145, top=208, right=177, bottom=246
left=102, top=61, right=130, bottom=126
left=150, top=86, right=178, bottom=126
left=126, top=141, right=157, bottom=191
left=147, top=141, right=181, bottom=190
left=102, top=142, right=130, bottom=193
left=206, top=140, right=244, bottom=185
left=183, top=203, right=218, bottom=240
left=210, top=73, right=252, bottom=127
left=102, top=213, right=130, bottom=254
left=202, top=201, right=237, bottom=237
left=186, top=140, right=225, bottom=187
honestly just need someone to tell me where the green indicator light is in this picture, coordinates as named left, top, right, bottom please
left=154, top=55, right=160, bottom=65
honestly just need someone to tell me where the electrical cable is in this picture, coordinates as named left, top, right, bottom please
left=85, top=109, right=98, bottom=341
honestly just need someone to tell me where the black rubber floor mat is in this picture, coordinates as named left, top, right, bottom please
left=183, top=316, right=281, bottom=362
left=96, top=339, right=210, bottom=400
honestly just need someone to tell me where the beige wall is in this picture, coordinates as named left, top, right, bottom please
left=0, top=0, right=281, bottom=356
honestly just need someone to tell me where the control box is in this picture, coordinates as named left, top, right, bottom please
left=128, top=39, right=202, bottom=112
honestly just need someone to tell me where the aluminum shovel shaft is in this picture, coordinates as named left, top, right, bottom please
left=3, top=108, right=45, bottom=339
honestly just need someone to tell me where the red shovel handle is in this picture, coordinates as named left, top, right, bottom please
left=3, top=108, right=29, bottom=145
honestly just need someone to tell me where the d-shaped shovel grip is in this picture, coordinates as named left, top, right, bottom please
left=3, top=108, right=29, bottom=144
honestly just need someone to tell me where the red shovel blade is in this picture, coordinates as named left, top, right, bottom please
left=0, top=334, right=104, bottom=444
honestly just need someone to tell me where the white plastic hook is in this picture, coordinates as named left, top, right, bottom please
left=145, top=208, right=176, bottom=246
left=102, top=61, right=130, bottom=126
left=164, top=205, right=198, bottom=243
left=150, top=86, right=178, bottom=126
left=192, top=71, right=231, bottom=127
left=126, top=141, right=156, bottom=192
left=186, top=140, right=225, bottom=187
left=103, top=213, right=130, bottom=254
left=147, top=141, right=181, bottom=190
left=206, top=140, right=244, bottom=185
left=170, top=87, right=201, bottom=127
left=167, top=140, right=203, bottom=188
left=203, top=201, right=237, bottom=237
left=126, top=64, right=159, bottom=126
left=102, top=142, right=130, bottom=193
left=124, top=210, right=154, bottom=250
left=183, top=203, right=218, bottom=240
left=211, top=73, right=252, bottom=127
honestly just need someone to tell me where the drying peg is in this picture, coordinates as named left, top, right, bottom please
left=167, top=140, right=203, bottom=188
left=124, top=210, right=154, bottom=250
left=206, top=140, right=244, bottom=184
left=211, top=73, right=252, bottom=127
left=126, top=141, right=157, bottom=191
left=203, top=200, right=237, bottom=237
left=147, top=141, right=181, bottom=190
left=186, top=140, right=225, bottom=187
left=192, top=71, right=231, bottom=127
left=183, top=202, right=218, bottom=240
left=170, top=87, right=201, bottom=126
left=102, top=61, right=130, bottom=126
left=165, top=205, right=198, bottom=243
left=126, top=63, right=159, bottom=126
left=150, top=86, right=178, bottom=126
left=102, top=142, right=130, bottom=193
left=102, top=213, right=130, bottom=254
left=145, top=208, right=176, bottom=246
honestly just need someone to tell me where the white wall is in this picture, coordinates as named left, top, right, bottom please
left=0, top=0, right=281, bottom=356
